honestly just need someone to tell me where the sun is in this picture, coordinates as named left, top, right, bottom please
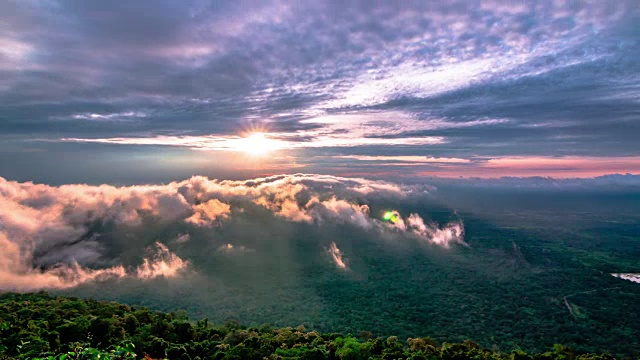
left=234, top=132, right=284, bottom=156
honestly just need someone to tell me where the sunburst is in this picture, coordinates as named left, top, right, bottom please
left=231, top=132, right=285, bottom=156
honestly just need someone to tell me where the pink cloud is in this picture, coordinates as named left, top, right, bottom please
left=479, top=156, right=640, bottom=178
left=185, top=199, right=231, bottom=227
left=334, top=155, right=471, bottom=164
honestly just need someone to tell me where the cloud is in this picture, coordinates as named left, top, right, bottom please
left=217, top=243, right=254, bottom=254
left=406, top=213, right=466, bottom=248
left=479, top=156, right=640, bottom=178
left=612, top=273, right=640, bottom=284
left=69, top=111, right=148, bottom=121
left=0, top=37, right=34, bottom=71
left=307, top=197, right=372, bottom=229
left=0, top=230, right=124, bottom=291
left=377, top=210, right=465, bottom=248
left=135, top=242, right=190, bottom=280
left=0, top=233, right=187, bottom=292
left=320, top=59, right=521, bottom=109
left=327, top=242, right=347, bottom=270
left=324, top=156, right=640, bottom=180
left=415, top=173, right=640, bottom=194
left=382, top=210, right=407, bottom=231
left=0, top=174, right=465, bottom=290
left=61, top=112, right=450, bottom=150
left=185, top=199, right=231, bottom=227
left=174, top=233, right=190, bottom=244
left=334, top=155, right=471, bottom=164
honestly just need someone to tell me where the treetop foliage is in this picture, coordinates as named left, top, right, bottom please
left=0, top=293, right=621, bottom=360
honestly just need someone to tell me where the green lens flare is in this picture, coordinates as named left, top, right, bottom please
left=383, top=211, right=398, bottom=223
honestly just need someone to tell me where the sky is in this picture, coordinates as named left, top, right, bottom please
left=1, top=0, right=640, bottom=299
left=1, top=0, right=640, bottom=183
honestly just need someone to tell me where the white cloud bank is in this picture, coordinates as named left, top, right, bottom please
left=0, top=174, right=464, bottom=291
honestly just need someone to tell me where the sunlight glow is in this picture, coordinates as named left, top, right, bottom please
left=233, top=132, right=284, bottom=156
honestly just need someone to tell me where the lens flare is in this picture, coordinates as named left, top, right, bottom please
left=383, top=211, right=399, bottom=223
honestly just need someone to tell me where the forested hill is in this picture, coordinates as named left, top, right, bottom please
left=0, top=293, right=617, bottom=360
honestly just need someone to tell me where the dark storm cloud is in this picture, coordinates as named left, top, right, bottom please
left=1, top=1, right=639, bottom=178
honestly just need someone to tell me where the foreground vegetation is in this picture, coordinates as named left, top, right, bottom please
left=0, top=293, right=621, bottom=360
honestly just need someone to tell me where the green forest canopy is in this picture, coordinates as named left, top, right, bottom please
left=0, top=293, right=621, bottom=360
